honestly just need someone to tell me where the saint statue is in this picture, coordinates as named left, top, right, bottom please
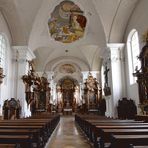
left=56, top=86, right=63, bottom=112
left=74, top=86, right=81, bottom=105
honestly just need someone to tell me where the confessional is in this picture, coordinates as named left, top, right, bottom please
left=3, top=98, right=21, bottom=120
left=117, top=98, right=137, bottom=119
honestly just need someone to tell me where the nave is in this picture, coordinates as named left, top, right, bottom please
left=45, top=116, right=92, bottom=148
left=0, top=0, right=147, bottom=148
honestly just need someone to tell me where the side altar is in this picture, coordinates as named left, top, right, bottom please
left=133, top=31, right=148, bottom=115
left=83, top=73, right=102, bottom=113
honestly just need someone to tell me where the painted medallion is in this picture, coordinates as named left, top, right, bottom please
left=48, top=1, right=87, bottom=43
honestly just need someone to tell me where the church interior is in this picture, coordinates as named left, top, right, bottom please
left=0, top=0, right=148, bottom=147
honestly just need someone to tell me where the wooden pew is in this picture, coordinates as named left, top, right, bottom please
left=0, top=114, right=60, bottom=147
left=87, top=122, right=148, bottom=143
left=110, top=135, right=148, bottom=148
left=130, top=146, right=148, bottom=148
left=0, top=135, right=31, bottom=148
left=100, top=129, right=148, bottom=148
left=93, top=125, right=148, bottom=147
left=0, top=144, right=16, bottom=148
left=75, top=114, right=148, bottom=148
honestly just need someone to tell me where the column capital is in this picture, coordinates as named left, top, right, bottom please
left=107, top=43, right=125, bottom=62
left=107, top=43, right=125, bottom=51
left=12, top=46, right=36, bottom=62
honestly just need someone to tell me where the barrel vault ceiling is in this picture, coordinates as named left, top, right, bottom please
left=0, top=0, right=140, bottom=72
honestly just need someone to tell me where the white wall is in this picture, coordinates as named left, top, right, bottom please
left=124, top=0, right=148, bottom=110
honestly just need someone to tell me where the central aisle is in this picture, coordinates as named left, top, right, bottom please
left=45, top=116, right=92, bottom=148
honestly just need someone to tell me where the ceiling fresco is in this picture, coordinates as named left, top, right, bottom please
left=48, top=1, right=87, bottom=43
left=59, top=64, right=76, bottom=74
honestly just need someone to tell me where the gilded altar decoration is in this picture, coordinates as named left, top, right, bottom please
left=22, top=60, right=51, bottom=114
left=0, top=67, right=5, bottom=84
left=48, top=1, right=87, bottom=43
left=57, top=77, right=79, bottom=113
left=59, top=64, right=76, bottom=74
left=21, top=61, right=36, bottom=105
left=83, top=73, right=102, bottom=111
left=133, top=30, right=148, bottom=115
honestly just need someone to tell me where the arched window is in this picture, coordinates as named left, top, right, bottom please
left=101, top=65, right=105, bottom=96
left=127, top=29, right=140, bottom=84
left=0, top=34, right=6, bottom=74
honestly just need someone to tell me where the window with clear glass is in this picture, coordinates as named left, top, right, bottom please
left=127, top=29, right=140, bottom=84
left=101, top=65, right=105, bottom=96
left=0, top=34, right=6, bottom=72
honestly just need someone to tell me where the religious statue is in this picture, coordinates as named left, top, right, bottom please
left=74, top=86, right=81, bottom=105
left=56, top=86, right=63, bottom=112
left=103, top=65, right=111, bottom=96
left=104, top=65, right=110, bottom=87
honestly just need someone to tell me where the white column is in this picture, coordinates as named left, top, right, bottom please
left=99, top=48, right=111, bottom=117
left=47, top=71, right=56, bottom=104
left=107, top=43, right=125, bottom=118
left=79, top=82, right=83, bottom=105
left=12, top=46, right=35, bottom=117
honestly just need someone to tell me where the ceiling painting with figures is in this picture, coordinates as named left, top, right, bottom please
left=48, top=1, right=87, bottom=43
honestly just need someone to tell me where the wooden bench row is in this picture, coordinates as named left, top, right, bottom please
left=75, top=114, right=148, bottom=148
left=0, top=113, right=60, bottom=148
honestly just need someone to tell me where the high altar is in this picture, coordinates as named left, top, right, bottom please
left=56, top=77, right=81, bottom=114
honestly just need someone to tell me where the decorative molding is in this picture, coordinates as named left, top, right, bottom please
left=107, top=43, right=125, bottom=49
left=12, top=46, right=36, bottom=62
left=107, top=43, right=125, bottom=62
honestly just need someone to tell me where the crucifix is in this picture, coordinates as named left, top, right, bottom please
left=104, top=65, right=110, bottom=87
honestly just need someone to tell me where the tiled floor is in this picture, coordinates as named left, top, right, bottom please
left=45, top=116, right=93, bottom=148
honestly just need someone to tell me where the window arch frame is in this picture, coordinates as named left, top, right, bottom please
left=0, top=33, right=8, bottom=79
left=127, top=29, right=140, bottom=85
